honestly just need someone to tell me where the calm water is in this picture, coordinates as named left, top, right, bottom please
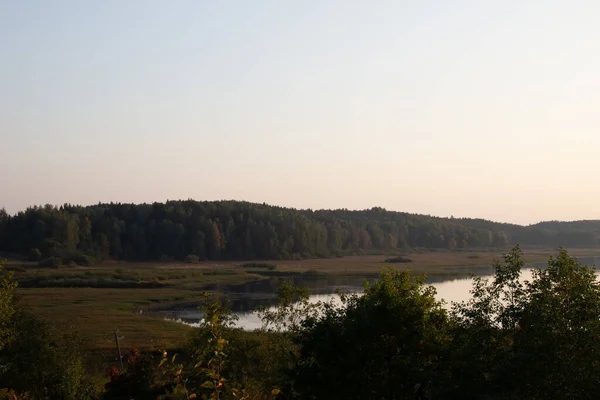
left=164, top=257, right=600, bottom=331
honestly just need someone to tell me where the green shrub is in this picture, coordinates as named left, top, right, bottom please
left=0, top=311, right=96, bottom=399
left=293, top=268, right=447, bottom=399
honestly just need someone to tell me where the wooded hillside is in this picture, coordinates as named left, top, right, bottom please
left=0, top=201, right=598, bottom=263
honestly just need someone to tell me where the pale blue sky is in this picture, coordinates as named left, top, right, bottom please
left=1, top=0, right=599, bottom=224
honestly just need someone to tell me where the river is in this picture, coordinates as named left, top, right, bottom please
left=164, top=256, right=600, bottom=330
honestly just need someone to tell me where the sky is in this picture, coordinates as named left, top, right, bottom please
left=1, top=0, right=599, bottom=225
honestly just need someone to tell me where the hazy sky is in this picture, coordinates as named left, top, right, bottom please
left=1, top=1, right=599, bottom=224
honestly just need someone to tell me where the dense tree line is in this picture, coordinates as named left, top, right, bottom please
left=3, top=247, right=600, bottom=399
left=0, top=201, right=598, bottom=264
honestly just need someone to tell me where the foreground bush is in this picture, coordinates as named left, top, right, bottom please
left=446, top=247, right=600, bottom=399
left=0, top=260, right=101, bottom=399
left=103, top=348, right=159, bottom=399
left=292, top=269, right=448, bottom=399
left=0, top=260, right=18, bottom=376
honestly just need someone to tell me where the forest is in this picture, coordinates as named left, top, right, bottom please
left=1, top=200, right=599, bottom=265
left=2, top=246, right=600, bottom=399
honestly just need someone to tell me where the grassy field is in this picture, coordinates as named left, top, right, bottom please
left=9, top=247, right=600, bottom=350
left=18, top=287, right=198, bottom=350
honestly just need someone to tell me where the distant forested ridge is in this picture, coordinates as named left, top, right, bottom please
left=0, top=200, right=598, bottom=263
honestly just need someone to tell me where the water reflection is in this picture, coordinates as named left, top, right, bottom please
left=165, top=257, right=600, bottom=330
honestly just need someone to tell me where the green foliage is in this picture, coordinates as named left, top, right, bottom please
left=513, top=250, right=600, bottom=398
left=157, top=350, right=191, bottom=399
left=446, top=246, right=600, bottom=398
left=292, top=268, right=450, bottom=399
left=0, top=260, right=17, bottom=354
left=0, top=310, right=98, bottom=399
left=260, top=280, right=321, bottom=333
left=222, top=330, right=293, bottom=398
left=7, top=201, right=594, bottom=265
left=0, top=261, right=101, bottom=399
left=159, top=295, right=288, bottom=399
left=188, top=294, right=237, bottom=398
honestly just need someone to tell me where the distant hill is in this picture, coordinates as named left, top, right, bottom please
left=458, top=217, right=600, bottom=248
left=529, top=220, right=600, bottom=233
left=0, top=201, right=598, bottom=263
